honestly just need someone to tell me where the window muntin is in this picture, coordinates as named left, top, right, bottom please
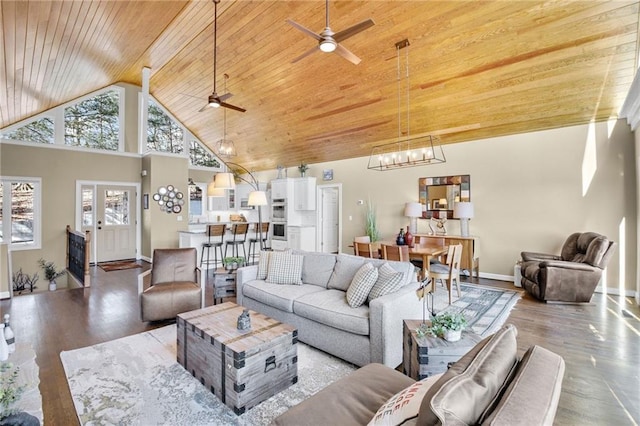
left=65, top=89, right=120, bottom=150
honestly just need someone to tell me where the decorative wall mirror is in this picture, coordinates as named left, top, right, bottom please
left=418, top=175, right=470, bottom=219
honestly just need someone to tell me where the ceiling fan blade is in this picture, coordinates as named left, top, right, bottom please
left=218, top=92, right=233, bottom=102
left=291, top=45, right=320, bottom=63
left=220, top=101, right=246, bottom=113
left=334, top=43, right=361, bottom=65
left=286, top=19, right=322, bottom=41
left=333, top=18, right=375, bottom=42
left=198, top=104, right=210, bottom=112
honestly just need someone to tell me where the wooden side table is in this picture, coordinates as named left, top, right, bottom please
left=402, top=319, right=482, bottom=380
left=213, top=268, right=237, bottom=304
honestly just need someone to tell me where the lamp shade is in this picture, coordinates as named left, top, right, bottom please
left=453, top=202, right=474, bottom=219
left=404, top=202, right=423, bottom=218
left=214, top=172, right=236, bottom=190
left=247, top=190, right=268, bottom=206
left=207, top=181, right=225, bottom=197
left=438, top=198, right=448, bottom=208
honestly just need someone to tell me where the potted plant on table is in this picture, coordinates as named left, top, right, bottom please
left=223, top=257, right=245, bottom=271
left=38, top=259, right=66, bottom=291
left=416, top=311, right=467, bottom=342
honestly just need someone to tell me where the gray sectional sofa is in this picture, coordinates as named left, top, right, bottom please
left=236, top=250, right=423, bottom=368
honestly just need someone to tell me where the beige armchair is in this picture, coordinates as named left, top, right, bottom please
left=520, top=232, right=616, bottom=303
left=138, top=248, right=204, bottom=321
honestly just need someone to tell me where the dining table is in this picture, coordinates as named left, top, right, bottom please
left=376, top=241, right=448, bottom=279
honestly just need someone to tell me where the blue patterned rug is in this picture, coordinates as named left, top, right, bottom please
left=431, top=283, right=522, bottom=337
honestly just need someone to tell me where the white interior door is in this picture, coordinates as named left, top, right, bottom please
left=319, top=185, right=340, bottom=254
left=95, top=185, right=136, bottom=262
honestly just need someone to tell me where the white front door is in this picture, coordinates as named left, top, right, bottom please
left=319, top=185, right=340, bottom=254
left=94, top=185, right=136, bottom=262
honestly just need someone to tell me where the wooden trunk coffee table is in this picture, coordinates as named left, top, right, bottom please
left=403, top=319, right=482, bottom=380
left=177, top=302, right=298, bottom=414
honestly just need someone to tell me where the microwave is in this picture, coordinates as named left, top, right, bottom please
left=272, top=203, right=287, bottom=221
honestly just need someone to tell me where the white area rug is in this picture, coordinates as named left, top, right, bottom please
left=60, top=325, right=356, bottom=425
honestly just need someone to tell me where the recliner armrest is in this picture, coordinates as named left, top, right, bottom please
left=521, top=251, right=560, bottom=262
left=540, top=260, right=598, bottom=272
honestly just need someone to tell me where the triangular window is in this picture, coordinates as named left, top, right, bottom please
left=147, top=99, right=184, bottom=154
left=189, top=139, right=220, bottom=168
left=1, top=117, right=54, bottom=144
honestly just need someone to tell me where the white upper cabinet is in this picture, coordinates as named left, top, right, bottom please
left=293, top=177, right=316, bottom=210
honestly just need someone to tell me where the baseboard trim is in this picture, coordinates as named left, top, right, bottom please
left=0, top=291, right=10, bottom=300
left=479, top=272, right=514, bottom=282
left=594, top=285, right=636, bottom=297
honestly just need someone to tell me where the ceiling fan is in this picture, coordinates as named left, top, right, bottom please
left=287, top=0, right=375, bottom=65
left=199, top=0, right=245, bottom=113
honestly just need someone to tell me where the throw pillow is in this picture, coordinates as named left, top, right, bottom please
left=367, top=263, right=404, bottom=303
left=266, top=252, right=304, bottom=285
left=257, top=250, right=272, bottom=280
left=418, top=324, right=519, bottom=425
left=367, top=374, right=442, bottom=426
left=346, top=263, right=379, bottom=308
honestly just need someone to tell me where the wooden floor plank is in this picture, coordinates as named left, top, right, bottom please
left=0, top=266, right=638, bottom=425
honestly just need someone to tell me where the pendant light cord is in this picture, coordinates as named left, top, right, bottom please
left=212, top=0, right=219, bottom=94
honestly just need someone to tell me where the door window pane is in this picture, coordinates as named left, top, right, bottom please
left=104, top=190, right=129, bottom=225
left=82, top=189, right=94, bottom=226
left=11, top=183, right=34, bottom=243
left=189, top=185, right=203, bottom=216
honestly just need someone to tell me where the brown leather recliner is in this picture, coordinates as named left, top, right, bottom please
left=138, top=248, right=203, bottom=321
left=520, top=232, right=616, bottom=303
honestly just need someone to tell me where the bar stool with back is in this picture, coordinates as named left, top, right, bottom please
left=247, top=222, right=270, bottom=264
left=200, top=224, right=226, bottom=270
left=224, top=222, right=249, bottom=263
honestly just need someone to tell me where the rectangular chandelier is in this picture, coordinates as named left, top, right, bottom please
left=367, top=135, right=446, bottom=171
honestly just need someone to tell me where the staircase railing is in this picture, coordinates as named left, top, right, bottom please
left=66, top=225, right=91, bottom=287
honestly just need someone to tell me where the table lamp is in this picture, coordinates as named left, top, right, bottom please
left=404, top=202, right=423, bottom=234
left=453, top=201, right=474, bottom=237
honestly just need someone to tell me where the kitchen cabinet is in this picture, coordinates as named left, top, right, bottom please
left=208, top=189, right=234, bottom=211
left=287, top=226, right=316, bottom=251
left=271, top=179, right=292, bottom=201
left=293, top=177, right=316, bottom=210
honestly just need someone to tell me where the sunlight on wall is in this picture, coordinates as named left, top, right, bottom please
left=581, top=121, right=597, bottom=196
left=606, top=119, right=617, bottom=139
left=618, top=217, right=626, bottom=294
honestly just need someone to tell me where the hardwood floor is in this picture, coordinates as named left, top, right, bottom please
left=1, top=266, right=639, bottom=425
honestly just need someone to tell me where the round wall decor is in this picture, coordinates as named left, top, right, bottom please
left=153, top=185, right=184, bottom=214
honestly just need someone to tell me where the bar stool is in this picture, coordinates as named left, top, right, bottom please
left=200, top=224, right=225, bottom=270
left=224, top=223, right=249, bottom=262
left=247, top=222, right=270, bottom=264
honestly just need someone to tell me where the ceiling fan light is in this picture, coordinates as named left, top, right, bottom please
left=319, top=38, right=337, bottom=53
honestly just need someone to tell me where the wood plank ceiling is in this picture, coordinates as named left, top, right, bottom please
left=1, top=1, right=639, bottom=171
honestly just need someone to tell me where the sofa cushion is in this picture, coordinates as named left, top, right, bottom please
left=367, top=263, right=405, bottom=303
left=347, top=263, right=379, bottom=308
left=266, top=252, right=303, bottom=285
left=294, top=289, right=370, bottom=335
left=368, top=373, right=442, bottom=426
left=480, top=345, right=565, bottom=425
left=418, top=324, right=518, bottom=425
left=327, top=254, right=367, bottom=291
left=272, top=363, right=414, bottom=426
left=296, top=250, right=337, bottom=288
left=242, top=281, right=324, bottom=312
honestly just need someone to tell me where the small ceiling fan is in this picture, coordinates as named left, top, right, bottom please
left=287, top=0, right=375, bottom=65
left=199, top=0, right=245, bottom=113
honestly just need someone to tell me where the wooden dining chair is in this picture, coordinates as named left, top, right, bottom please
left=354, top=241, right=377, bottom=258
left=381, top=244, right=409, bottom=262
left=415, top=236, right=445, bottom=247
left=430, top=244, right=463, bottom=305
left=353, top=236, right=371, bottom=255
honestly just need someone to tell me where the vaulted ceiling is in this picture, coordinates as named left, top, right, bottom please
left=1, top=1, right=639, bottom=171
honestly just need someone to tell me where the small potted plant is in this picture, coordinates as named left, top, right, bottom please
left=38, top=258, right=66, bottom=291
left=298, top=163, right=309, bottom=177
left=416, top=312, right=467, bottom=342
left=223, top=257, right=245, bottom=271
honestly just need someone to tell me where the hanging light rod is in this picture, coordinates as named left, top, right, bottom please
left=368, top=38, right=446, bottom=171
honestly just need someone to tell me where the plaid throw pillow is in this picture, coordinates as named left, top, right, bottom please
left=257, top=249, right=291, bottom=280
left=346, top=263, right=379, bottom=308
left=367, top=262, right=404, bottom=303
left=266, top=252, right=304, bottom=285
